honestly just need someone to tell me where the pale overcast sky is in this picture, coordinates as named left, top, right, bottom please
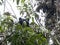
left=0, top=0, right=20, bottom=18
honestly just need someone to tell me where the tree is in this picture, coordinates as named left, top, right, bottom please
left=0, top=0, right=48, bottom=45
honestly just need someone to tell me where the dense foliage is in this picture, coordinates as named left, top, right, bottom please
left=0, top=0, right=60, bottom=45
left=0, top=0, right=48, bottom=45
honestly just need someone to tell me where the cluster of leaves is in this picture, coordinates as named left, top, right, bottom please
left=0, top=0, right=48, bottom=45
left=7, top=23, right=48, bottom=45
left=16, top=0, right=35, bottom=19
left=0, top=14, right=48, bottom=45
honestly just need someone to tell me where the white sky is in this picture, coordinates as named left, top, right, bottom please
left=0, top=0, right=21, bottom=23
left=0, top=0, right=20, bottom=18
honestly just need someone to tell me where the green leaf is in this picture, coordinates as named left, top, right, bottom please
left=3, top=12, right=10, bottom=16
left=21, top=0, right=25, bottom=3
left=0, top=26, right=1, bottom=29
left=0, top=26, right=4, bottom=32
left=16, top=0, right=20, bottom=5
left=24, top=27, right=34, bottom=32
left=32, top=17, right=34, bottom=23
left=15, top=23, right=22, bottom=30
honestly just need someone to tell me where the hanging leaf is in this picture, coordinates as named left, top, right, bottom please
left=32, top=17, right=34, bottom=23
left=1, top=0, right=3, bottom=2
left=3, top=12, right=10, bottom=16
left=21, top=0, right=25, bottom=3
left=16, top=0, right=20, bottom=5
left=0, top=26, right=2, bottom=32
left=13, top=0, right=15, bottom=2
left=0, top=26, right=4, bottom=32
left=0, top=2, right=2, bottom=5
